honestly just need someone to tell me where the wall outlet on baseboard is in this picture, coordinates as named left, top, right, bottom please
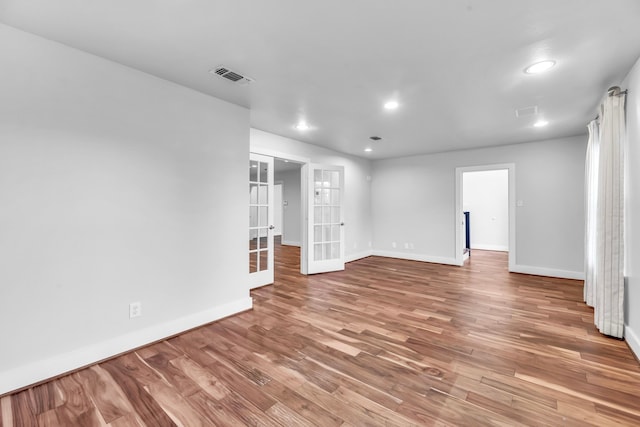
left=129, top=302, right=142, bottom=319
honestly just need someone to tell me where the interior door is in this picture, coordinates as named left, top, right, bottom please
left=303, top=163, right=345, bottom=274
left=249, top=154, right=274, bottom=288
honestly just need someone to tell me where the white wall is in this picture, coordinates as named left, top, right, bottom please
left=372, top=136, right=586, bottom=278
left=275, top=168, right=302, bottom=246
left=463, top=170, right=509, bottom=251
left=251, top=129, right=373, bottom=261
left=622, top=55, right=640, bottom=358
left=0, top=24, right=251, bottom=394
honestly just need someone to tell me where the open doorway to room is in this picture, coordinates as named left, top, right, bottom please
left=455, top=164, right=516, bottom=270
left=274, top=158, right=303, bottom=248
left=463, top=169, right=509, bottom=254
left=249, top=148, right=346, bottom=288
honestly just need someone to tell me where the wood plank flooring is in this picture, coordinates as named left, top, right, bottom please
left=2, top=244, right=640, bottom=426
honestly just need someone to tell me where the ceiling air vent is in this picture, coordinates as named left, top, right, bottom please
left=210, top=65, right=254, bottom=86
left=515, top=105, right=538, bottom=118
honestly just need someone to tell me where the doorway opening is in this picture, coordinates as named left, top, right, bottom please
left=455, top=164, right=516, bottom=271
left=274, top=158, right=303, bottom=249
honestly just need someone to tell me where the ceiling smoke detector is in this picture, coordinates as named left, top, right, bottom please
left=209, top=65, right=254, bottom=85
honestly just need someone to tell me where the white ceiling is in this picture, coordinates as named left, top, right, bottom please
left=2, top=0, right=640, bottom=159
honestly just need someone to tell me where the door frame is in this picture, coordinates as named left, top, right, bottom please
left=250, top=148, right=310, bottom=275
left=454, top=163, right=516, bottom=271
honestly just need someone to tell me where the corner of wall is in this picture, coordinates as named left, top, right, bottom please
left=625, top=324, right=640, bottom=360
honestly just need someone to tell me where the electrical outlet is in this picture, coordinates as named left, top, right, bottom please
left=404, top=243, right=410, bottom=249
left=129, top=302, right=142, bottom=319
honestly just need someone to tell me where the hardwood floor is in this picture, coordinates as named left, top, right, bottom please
left=3, top=245, right=640, bottom=426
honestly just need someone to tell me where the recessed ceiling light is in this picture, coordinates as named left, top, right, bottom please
left=384, top=101, right=399, bottom=110
left=524, top=60, right=556, bottom=74
left=534, top=120, right=549, bottom=128
left=295, top=122, right=310, bottom=131
left=364, top=147, right=373, bottom=153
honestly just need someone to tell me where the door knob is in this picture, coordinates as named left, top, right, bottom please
left=340, top=222, right=345, bottom=226
left=269, top=225, right=275, bottom=230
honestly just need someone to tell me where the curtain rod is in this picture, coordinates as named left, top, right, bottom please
left=607, top=86, right=628, bottom=96
left=592, top=88, right=628, bottom=120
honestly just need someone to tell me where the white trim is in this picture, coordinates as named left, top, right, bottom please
left=250, top=148, right=310, bottom=166
left=625, top=324, right=640, bottom=360
left=455, top=163, right=516, bottom=271
left=509, top=264, right=584, bottom=280
left=0, top=297, right=253, bottom=396
left=471, top=244, right=509, bottom=252
left=281, top=240, right=301, bottom=247
left=372, top=250, right=459, bottom=266
left=346, top=250, right=373, bottom=263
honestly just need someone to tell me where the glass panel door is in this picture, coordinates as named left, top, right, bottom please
left=249, top=153, right=274, bottom=288
left=304, top=164, right=345, bottom=274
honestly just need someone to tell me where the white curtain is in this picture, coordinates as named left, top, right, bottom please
left=584, top=119, right=599, bottom=307
left=584, top=91, right=626, bottom=338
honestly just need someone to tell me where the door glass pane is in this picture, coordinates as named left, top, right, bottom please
left=323, top=207, right=331, bottom=223
left=250, top=161, right=258, bottom=182
left=250, top=184, right=258, bottom=204
left=322, top=189, right=331, bottom=205
left=259, top=250, right=268, bottom=271
left=259, top=162, right=269, bottom=183
left=259, top=207, right=268, bottom=226
left=249, top=251, right=258, bottom=273
left=323, top=225, right=331, bottom=241
left=329, top=170, right=339, bottom=188
left=258, top=184, right=268, bottom=204
left=314, top=169, right=322, bottom=186
left=314, top=207, right=322, bottom=224
left=331, top=207, right=340, bottom=223
left=322, top=170, right=332, bottom=187
left=314, top=225, right=322, bottom=242
left=330, top=189, right=340, bottom=205
left=250, top=207, right=258, bottom=227
left=314, top=243, right=323, bottom=261
left=324, top=243, right=332, bottom=259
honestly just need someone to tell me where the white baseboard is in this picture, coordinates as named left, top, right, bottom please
left=281, top=240, right=300, bottom=247
left=371, top=250, right=459, bottom=266
left=626, top=324, right=640, bottom=360
left=471, top=244, right=509, bottom=252
left=346, top=250, right=373, bottom=263
left=0, top=297, right=253, bottom=396
left=510, top=264, right=585, bottom=280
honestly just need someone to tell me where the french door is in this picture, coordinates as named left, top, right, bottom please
left=302, top=163, right=345, bottom=274
left=248, top=153, right=274, bottom=288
